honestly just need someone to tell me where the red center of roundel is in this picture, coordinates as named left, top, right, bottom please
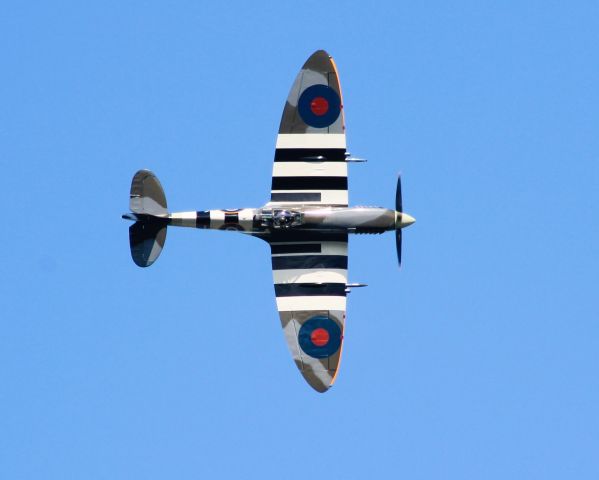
left=310, top=328, right=330, bottom=347
left=310, top=97, right=329, bottom=116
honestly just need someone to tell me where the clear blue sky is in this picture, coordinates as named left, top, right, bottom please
left=2, top=1, right=598, bottom=478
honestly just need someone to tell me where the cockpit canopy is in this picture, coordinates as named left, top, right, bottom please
left=260, top=208, right=303, bottom=229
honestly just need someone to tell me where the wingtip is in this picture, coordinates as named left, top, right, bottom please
left=311, top=49, right=330, bottom=57
left=300, top=368, right=336, bottom=393
left=302, top=49, right=334, bottom=70
left=307, top=380, right=332, bottom=394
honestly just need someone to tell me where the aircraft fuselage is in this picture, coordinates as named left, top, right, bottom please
left=162, top=206, right=415, bottom=235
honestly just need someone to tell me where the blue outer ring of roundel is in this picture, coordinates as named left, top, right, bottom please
left=297, top=84, right=341, bottom=128
left=298, top=316, right=342, bottom=359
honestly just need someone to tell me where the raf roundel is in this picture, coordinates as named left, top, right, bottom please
left=297, top=84, right=341, bottom=128
left=311, top=327, right=330, bottom=346
left=298, top=316, right=342, bottom=359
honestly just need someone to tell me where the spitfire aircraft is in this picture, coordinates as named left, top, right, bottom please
left=123, top=50, right=415, bottom=392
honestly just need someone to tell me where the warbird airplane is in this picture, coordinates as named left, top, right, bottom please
left=123, top=50, right=415, bottom=392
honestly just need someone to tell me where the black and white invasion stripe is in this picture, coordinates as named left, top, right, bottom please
left=270, top=231, right=348, bottom=312
left=269, top=135, right=348, bottom=207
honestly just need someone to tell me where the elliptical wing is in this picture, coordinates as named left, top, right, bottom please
left=270, top=231, right=348, bottom=392
left=268, top=50, right=348, bottom=208
left=268, top=51, right=349, bottom=392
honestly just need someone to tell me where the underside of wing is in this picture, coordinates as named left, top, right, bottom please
left=270, top=231, right=348, bottom=392
left=266, top=50, right=350, bottom=392
left=269, top=50, right=348, bottom=208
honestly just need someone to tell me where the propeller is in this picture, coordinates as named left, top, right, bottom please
left=395, top=174, right=403, bottom=267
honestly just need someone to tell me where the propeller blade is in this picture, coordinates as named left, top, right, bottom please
left=396, top=229, right=402, bottom=267
left=396, top=174, right=403, bottom=212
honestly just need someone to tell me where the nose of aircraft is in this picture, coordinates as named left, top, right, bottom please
left=398, top=212, right=416, bottom=228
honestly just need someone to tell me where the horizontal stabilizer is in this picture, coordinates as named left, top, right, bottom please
left=126, top=170, right=169, bottom=267
left=129, top=217, right=167, bottom=267
left=130, top=170, right=167, bottom=216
